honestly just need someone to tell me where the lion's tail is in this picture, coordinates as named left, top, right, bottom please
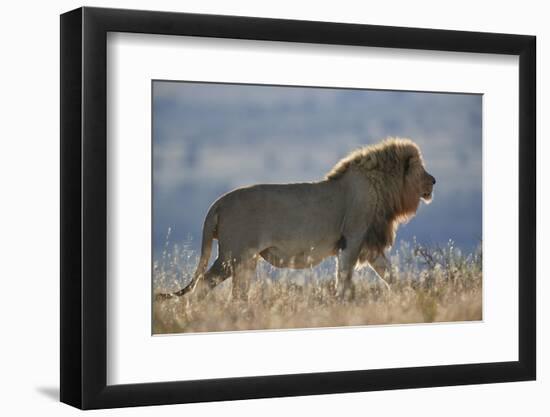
left=191, top=204, right=219, bottom=286
left=155, top=204, right=219, bottom=301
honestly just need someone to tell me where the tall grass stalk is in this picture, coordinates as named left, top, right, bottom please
left=153, top=237, right=482, bottom=334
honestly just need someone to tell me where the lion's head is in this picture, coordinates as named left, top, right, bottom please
left=326, top=137, right=435, bottom=257
left=398, top=139, right=436, bottom=211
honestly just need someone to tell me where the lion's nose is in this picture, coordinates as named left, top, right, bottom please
left=432, top=177, right=436, bottom=185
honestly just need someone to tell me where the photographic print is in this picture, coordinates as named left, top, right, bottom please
left=152, top=81, right=482, bottom=334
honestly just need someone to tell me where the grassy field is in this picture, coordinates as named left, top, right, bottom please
left=152, top=239, right=482, bottom=334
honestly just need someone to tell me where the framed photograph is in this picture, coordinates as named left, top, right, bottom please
left=60, top=6, right=536, bottom=409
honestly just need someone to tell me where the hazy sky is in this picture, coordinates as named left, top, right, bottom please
left=153, top=81, right=482, bottom=258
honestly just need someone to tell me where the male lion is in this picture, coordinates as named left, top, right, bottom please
left=158, top=138, right=435, bottom=301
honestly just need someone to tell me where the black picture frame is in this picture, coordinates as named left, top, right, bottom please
left=60, top=6, right=536, bottom=410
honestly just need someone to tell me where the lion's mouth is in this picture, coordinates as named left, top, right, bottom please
left=421, top=191, right=433, bottom=202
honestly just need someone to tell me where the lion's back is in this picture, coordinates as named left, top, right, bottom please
left=216, top=182, right=327, bottom=215
left=213, top=182, right=343, bottom=249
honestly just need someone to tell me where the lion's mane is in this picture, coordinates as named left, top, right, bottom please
left=326, top=137, right=426, bottom=260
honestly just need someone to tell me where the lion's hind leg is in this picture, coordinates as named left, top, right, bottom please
left=230, top=257, right=257, bottom=302
left=190, top=258, right=232, bottom=299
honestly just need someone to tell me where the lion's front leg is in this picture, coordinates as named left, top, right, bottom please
left=335, top=238, right=361, bottom=301
left=369, top=254, right=391, bottom=292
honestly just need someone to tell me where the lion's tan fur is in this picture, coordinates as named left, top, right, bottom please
left=158, top=137, right=434, bottom=301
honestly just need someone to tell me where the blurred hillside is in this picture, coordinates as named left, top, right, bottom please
left=153, top=81, right=482, bottom=258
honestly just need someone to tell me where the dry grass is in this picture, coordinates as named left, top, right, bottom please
left=152, top=239, right=482, bottom=334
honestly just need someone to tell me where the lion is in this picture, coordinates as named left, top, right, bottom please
left=157, top=137, right=435, bottom=302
